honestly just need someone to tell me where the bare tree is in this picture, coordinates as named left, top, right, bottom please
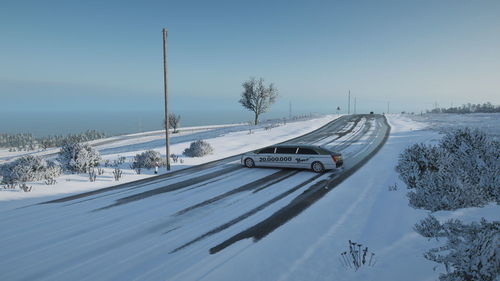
left=239, top=77, right=278, bottom=125
left=164, top=113, right=181, bottom=133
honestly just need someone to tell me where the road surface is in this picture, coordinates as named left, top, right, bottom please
left=0, top=114, right=390, bottom=281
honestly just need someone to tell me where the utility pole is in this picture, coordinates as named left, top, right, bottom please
left=289, top=101, right=292, bottom=119
left=354, top=97, right=357, bottom=114
left=162, top=28, right=171, bottom=171
left=348, top=90, right=351, bottom=114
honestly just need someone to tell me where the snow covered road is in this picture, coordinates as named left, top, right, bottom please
left=0, top=114, right=390, bottom=281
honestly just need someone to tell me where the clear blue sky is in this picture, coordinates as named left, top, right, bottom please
left=1, top=0, right=499, bottom=117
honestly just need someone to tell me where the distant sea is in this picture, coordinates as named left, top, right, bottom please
left=0, top=110, right=292, bottom=137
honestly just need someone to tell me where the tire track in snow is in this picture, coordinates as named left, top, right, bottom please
left=171, top=172, right=326, bottom=253
left=93, top=165, right=243, bottom=211
left=174, top=169, right=300, bottom=216
left=208, top=115, right=390, bottom=254
left=275, top=160, right=377, bottom=281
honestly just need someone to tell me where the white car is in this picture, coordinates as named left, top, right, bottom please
left=241, top=144, right=343, bottom=173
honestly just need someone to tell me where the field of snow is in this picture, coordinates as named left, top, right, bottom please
left=410, top=112, right=500, bottom=140
left=0, top=115, right=339, bottom=207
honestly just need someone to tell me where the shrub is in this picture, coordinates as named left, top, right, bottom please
left=19, top=183, right=32, bottom=192
left=415, top=216, right=499, bottom=281
left=58, top=142, right=101, bottom=173
left=413, top=215, right=446, bottom=239
left=113, top=168, right=123, bottom=181
left=396, top=128, right=500, bottom=211
left=89, top=169, right=97, bottom=182
left=0, top=155, right=62, bottom=184
left=44, top=176, right=57, bottom=185
left=131, top=150, right=161, bottom=170
left=183, top=140, right=214, bottom=157
left=170, top=153, right=179, bottom=163
left=339, top=240, right=376, bottom=270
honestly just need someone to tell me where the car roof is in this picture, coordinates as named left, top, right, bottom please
left=273, top=144, right=318, bottom=149
left=255, top=144, right=340, bottom=154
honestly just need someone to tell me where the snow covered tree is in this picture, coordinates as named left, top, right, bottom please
left=0, top=130, right=105, bottom=150
left=164, top=113, right=181, bottom=133
left=239, top=77, right=278, bottom=125
left=58, top=142, right=101, bottom=173
left=0, top=155, right=62, bottom=183
left=183, top=140, right=214, bottom=157
left=131, top=150, right=161, bottom=170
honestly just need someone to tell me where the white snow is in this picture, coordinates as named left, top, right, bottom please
left=0, top=115, right=338, bottom=207
left=0, top=113, right=498, bottom=281
left=179, top=115, right=444, bottom=281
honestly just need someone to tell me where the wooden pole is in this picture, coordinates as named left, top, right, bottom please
left=163, top=28, right=171, bottom=171
left=354, top=97, right=356, bottom=114
left=348, top=90, right=351, bottom=114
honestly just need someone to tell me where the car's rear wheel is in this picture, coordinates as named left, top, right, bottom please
left=244, top=158, right=255, bottom=168
left=311, top=161, right=325, bottom=173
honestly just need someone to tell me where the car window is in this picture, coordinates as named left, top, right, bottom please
left=297, top=148, right=318, bottom=155
left=258, top=147, right=276, bottom=154
left=276, top=147, right=298, bottom=154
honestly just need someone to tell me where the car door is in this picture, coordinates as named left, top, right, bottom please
left=296, top=147, right=320, bottom=169
left=275, top=146, right=298, bottom=168
left=256, top=146, right=276, bottom=167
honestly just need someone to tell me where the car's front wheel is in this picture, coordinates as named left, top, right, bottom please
left=244, top=158, right=255, bottom=168
left=311, top=161, right=325, bottom=173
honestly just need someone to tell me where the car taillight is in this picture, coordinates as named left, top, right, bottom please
left=332, top=155, right=337, bottom=163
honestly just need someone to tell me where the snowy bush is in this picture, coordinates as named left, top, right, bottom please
left=339, top=240, right=376, bottom=271
left=415, top=216, right=499, bottom=281
left=0, top=130, right=105, bottom=150
left=97, top=167, right=104, bottom=175
left=113, top=168, right=123, bottom=181
left=396, top=128, right=500, bottom=211
left=0, top=155, right=62, bottom=184
left=3, top=182, right=16, bottom=189
left=58, top=142, right=101, bottom=173
left=19, top=183, right=32, bottom=192
left=131, top=150, right=161, bottom=170
left=44, top=177, right=57, bottom=185
left=170, top=153, right=179, bottom=163
left=413, top=215, right=445, bottom=239
left=183, top=140, right=214, bottom=157
left=88, top=169, right=97, bottom=182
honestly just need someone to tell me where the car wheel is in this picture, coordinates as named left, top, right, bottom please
left=244, top=158, right=255, bottom=168
left=311, top=161, right=325, bottom=173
